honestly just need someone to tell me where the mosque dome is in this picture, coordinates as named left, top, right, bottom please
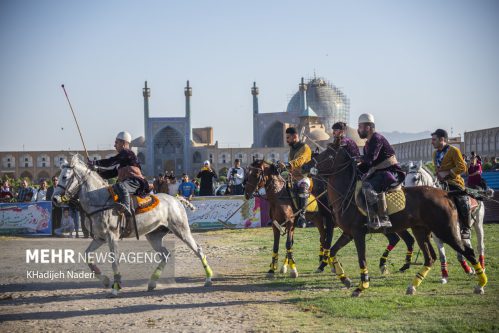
left=131, top=136, right=146, bottom=148
left=286, top=77, right=350, bottom=131
left=346, top=126, right=366, bottom=147
left=308, top=128, right=330, bottom=141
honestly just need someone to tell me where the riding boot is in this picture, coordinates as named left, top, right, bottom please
left=455, top=195, right=471, bottom=240
left=297, top=196, right=307, bottom=227
left=376, top=192, right=392, bottom=228
left=114, top=183, right=132, bottom=217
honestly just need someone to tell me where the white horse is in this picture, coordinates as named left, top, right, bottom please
left=404, top=161, right=485, bottom=284
left=52, top=155, right=213, bottom=296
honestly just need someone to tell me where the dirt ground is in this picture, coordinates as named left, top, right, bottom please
left=0, top=234, right=306, bottom=333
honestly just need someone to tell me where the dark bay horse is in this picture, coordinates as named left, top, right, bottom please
left=244, top=160, right=333, bottom=278
left=309, top=145, right=488, bottom=296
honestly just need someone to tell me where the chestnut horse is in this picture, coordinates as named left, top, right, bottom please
left=309, top=145, right=487, bottom=296
left=244, top=160, right=333, bottom=278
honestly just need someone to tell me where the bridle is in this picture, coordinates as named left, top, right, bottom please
left=311, top=145, right=359, bottom=215
left=57, top=165, right=85, bottom=200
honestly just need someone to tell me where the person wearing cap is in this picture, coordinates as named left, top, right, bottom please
left=278, top=127, right=312, bottom=227
left=431, top=128, right=471, bottom=239
left=330, top=121, right=360, bottom=158
left=196, top=160, right=217, bottom=196
left=88, top=131, right=149, bottom=216
left=357, top=113, right=405, bottom=229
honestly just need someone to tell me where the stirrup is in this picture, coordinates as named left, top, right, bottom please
left=367, top=217, right=392, bottom=230
left=115, top=202, right=131, bottom=217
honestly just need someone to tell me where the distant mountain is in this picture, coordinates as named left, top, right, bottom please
left=379, top=131, right=432, bottom=144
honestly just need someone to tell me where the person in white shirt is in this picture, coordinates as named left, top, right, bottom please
left=55, top=208, right=75, bottom=237
left=227, top=159, right=245, bottom=195
left=35, top=179, right=48, bottom=201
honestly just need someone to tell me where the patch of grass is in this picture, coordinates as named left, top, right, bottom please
left=205, top=224, right=499, bottom=332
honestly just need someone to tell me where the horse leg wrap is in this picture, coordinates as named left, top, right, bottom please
left=459, top=260, right=472, bottom=274
left=405, top=250, right=413, bottom=264
left=202, top=256, right=213, bottom=278
left=379, top=249, right=389, bottom=267
left=441, top=262, right=449, bottom=278
left=270, top=252, right=278, bottom=272
left=151, top=261, right=166, bottom=281
left=412, top=266, right=431, bottom=287
left=113, top=273, right=122, bottom=290
left=322, top=248, right=330, bottom=265
left=479, top=255, right=485, bottom=270
left=319, top=246, right=324, bottom=261
left=358, top=268, right=370, bottom=290
left=331, top=257, right=346, bottom=279
left=287, top=250, right=296, bottom=270
left=473, top=263, right=488, bottom=287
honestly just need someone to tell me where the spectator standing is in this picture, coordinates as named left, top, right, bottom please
left=153, top=174, right=164, bottom=194
left=178, top=174, right=196, bottom=200
left=197, top=161, right=217, bottom=196
left=34, top=179, right=48, bottom=201
left=16, top=179, right=34, bottom=202
left=55, top=208, right=75, bottom=237
left=467, top=155, right=484, bottom=189
left=46, top=176, right=62, bottom=235
left=0, top=180, right=14, bottom=202
left=227, top=159, right=245, bottom=195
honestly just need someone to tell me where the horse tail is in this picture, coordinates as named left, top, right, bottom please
left=175, top=195, right=197, bottom=211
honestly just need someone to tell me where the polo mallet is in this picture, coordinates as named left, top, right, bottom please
left=217, top=200, right=249, bottom=228
left=61, top=84, right=90, bottom=160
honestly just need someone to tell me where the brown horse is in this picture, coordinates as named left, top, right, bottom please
left=244, top=160, right=331, bottom=278
left=308, top=145, right=488, bottom=296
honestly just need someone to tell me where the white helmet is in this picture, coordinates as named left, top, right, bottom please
left=116, top=131, right=132, bottom=143
left=358, top=113, right=375, bottom=124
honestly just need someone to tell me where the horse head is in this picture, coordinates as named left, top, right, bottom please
left=52, top=154, right=90, bottom=206
left=310, top=144, right=352, bottom=176
left=243, top=159, right=279, bottom=200
left=404, top=160, right=435, bottom=187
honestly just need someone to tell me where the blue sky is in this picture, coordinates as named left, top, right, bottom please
left=1, top=0, right=498, bottom=151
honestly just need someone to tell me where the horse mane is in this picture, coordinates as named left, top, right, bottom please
left=69, top=154, right=108, bottom=186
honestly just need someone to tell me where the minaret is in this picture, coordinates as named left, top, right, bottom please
left=299, top=77, right=307, bottom=113
left=143, top=81, right=150, bottom=138
left=184, top=80, right=192, bottom=141
left=184, top=80, right=192, bottom=174
left=251, top=82, right=259, bottom=147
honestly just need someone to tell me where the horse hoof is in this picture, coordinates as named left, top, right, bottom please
left=406, top=286, right=416, bottom=295
left=204, top=278, right=213, bottom=287
left=101, top=275, right=111, bottom=288
left=290, top=269, right=298, bottom=278
left=280, top=266, right=288, bottom=274
left=474, top=286, right=484, bottom=295
left=147, top=281, right=157, bottom=291
left=330, top=267, right=336, bottom=274
left=109, top=288, right=119, bottom=298
left=341, top=277, right=352, bottom=288
left=399, top=263, right=411, bottom=272
left=351, top=288, right=362, bottom=297
left=440, top=277, right=448, bottom=284
left=380, top=265, right=388, bottom=275
left=266, top=271, right=276, bottom=279
left=315, top=268, right=324, bottom=273
left=467, top=269, right=476, bottom=276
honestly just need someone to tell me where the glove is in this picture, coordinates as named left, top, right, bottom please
left=87, top=159, right=98, bottom=171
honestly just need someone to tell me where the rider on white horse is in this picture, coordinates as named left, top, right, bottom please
left=88, top=131, right=149, bottom=216
left=357, top=113, right=405, bottom=229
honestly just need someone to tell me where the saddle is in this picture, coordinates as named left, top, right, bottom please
left=469, top=197, right=480, bottom=213
left=355, top=181, right=406, bottom=217
left=107, top=186, right=160, bottom=214
left=286, top=177, right=319, bottom=213
left=107, top=187, right=160, bottom=239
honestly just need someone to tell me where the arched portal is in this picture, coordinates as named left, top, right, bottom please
left=153, top=126, right=184, bottom=176
left=262, top=121, right=284, bottom=147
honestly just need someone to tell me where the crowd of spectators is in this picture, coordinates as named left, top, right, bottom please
left=0, top=176, right=89, bottom=238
